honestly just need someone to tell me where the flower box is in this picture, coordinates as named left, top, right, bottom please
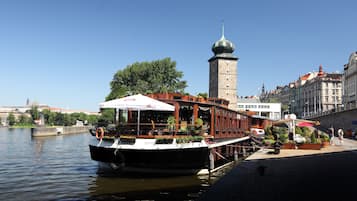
left=297, top=143, right=321, bottom=150
left=282, top=143, right=296, bottom=149
left=321, top=141, right=329, bottom=148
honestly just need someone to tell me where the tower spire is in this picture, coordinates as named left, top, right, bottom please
left=221, top=20, right=225, bottom=39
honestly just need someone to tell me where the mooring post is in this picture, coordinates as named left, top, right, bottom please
left=243, top=146, right=246, bottom=157
left=234, top=149, right=238, bottom=161
left=209, top=149, right=215, bottom=171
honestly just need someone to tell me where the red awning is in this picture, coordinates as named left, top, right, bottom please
left=296, top=122, right=314, bottom=127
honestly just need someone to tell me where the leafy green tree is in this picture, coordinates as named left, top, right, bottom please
left=54, top=113, right=64, bottom=126
left=42, top=109, right=56, bottom=126
left=29, top=105, right=40, bottom=121
left=76, top=113, right=87, bottom=121
left=17, top=114, right=32, bottom=125
left=197, top=93, right=208, bottom=98
left=63, top=114, right=74, bottom=126
left=106, top=57, right=187, bottom=100
left=97, top=109, right=114, bottom=127
left=87, top=115, right=98, bottom=125
left=39, top=109, right=99, bottom=126
left=7, top=113, right=16, bottom=126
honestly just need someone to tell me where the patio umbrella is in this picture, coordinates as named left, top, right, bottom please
left=99, top=94, right=175, bottom=135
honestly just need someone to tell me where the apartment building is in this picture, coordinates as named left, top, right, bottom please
left=261, top=65, right=343, bottom=118
left=343, top=52, right=357, bottom=110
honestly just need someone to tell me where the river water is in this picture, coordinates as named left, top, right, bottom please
left=0, top=128, right=234, bottom=201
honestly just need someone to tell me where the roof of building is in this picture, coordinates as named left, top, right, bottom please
left=237, top=96, right=261, bottom=103
left=211, top=24, right=235, bottom=56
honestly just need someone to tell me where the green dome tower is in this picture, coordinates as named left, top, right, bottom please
left=208, top=24, right=239, bottom=110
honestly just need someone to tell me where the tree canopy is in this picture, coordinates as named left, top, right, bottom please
left=106, top=58, right=187, bottom=101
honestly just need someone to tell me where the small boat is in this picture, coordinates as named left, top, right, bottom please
left=89, top=93, right=270, bottom=175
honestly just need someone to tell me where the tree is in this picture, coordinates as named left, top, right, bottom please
left=87, top=115, right=98, bottom=125
left=17, top=114, right=32, bottom=125
left=197, top=92, right=208, bottom=98
left=106, top=57, right=187, bottom=100
left=29, top=105, right=40, bottom=121
left=54, top=113, right=64, bottom=126
left=63, top=114, right=74, bottom=126
left=97, top=109, right=114, bottom=127
left=42, top=109, right=56, bottom=126
left=7, top=113, right=16, bottom=126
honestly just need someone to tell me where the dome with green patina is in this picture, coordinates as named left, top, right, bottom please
left=212, top=35, right=235, bottom=55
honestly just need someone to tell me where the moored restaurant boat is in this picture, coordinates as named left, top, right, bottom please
left=89, top=93, right=271, bottom=175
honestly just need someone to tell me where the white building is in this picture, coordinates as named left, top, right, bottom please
left=237, top=97, right=281, bottom=120
left=343, top=51, right=357, bottom=110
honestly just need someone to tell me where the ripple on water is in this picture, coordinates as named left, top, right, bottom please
left=0, top=129, right=237, bottom=201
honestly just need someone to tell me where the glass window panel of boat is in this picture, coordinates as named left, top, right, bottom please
left=198, top=106, right=211, bottom=123
left=179, top=105, right=193, bottom=122
left=140, top=110, right=172, bottom=124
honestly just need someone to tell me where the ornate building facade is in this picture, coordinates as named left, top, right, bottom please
left=261, top=65, right=343, bottom=118
left=343, top=52, right=357, bottom=110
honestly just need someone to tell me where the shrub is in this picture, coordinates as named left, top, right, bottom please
left=279, top=133, right=289, bottom=143
left=263, top=139, right=275, bottom=146
left=320, top=133, right=330, bottom=142
left=311, top=132, right=317, bottom=144
left=167, top=116, right=176, bottom=130
left=265, top=126, right=272, bottom=135
left=295, top=126, right=302, bottom=134
left=302, top=127, right=311, bottom=137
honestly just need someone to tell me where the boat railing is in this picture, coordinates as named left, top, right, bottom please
left=98, top=122, right=248, bottom=140
left=103, top=122, right=210, bottom=137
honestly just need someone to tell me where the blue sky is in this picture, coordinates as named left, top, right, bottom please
left=0, top=0, right=356, bottom=111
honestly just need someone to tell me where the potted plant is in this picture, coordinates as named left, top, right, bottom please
left=167, top=116, right=176, bottom=132
left=194, top=118, right=203, bottom=135
left=197, top=95, right=206, bottom=103
left=320, top=133, right=330, bottom=148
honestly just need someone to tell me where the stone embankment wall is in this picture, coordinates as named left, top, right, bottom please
left=311, top=108, right=357, bottom=135
left=32, top=126, right=92, bottom=137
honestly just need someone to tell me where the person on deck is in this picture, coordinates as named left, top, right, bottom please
left=338, top=128, right=344, bottom=145
left=329, top=126, right=335, bottom=145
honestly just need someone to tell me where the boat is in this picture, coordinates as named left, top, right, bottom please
left=89, top=93, right=270, bottom=175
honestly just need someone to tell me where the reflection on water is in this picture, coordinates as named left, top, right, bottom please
left=88, top=164, right=232, bottom=201
left=0, top=128, right=236, bottom=201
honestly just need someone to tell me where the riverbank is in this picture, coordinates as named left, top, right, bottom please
left=31, top=126, right=92, bottom=137
left=198, top=138, right=357, bottom=201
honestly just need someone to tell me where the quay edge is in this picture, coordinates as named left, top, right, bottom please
left=198, top=138, right=357, bottom=201
left=31, top=126, right=93, bottom=137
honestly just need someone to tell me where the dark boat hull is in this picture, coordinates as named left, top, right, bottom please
left=89, top=145, right=210, bottom=172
